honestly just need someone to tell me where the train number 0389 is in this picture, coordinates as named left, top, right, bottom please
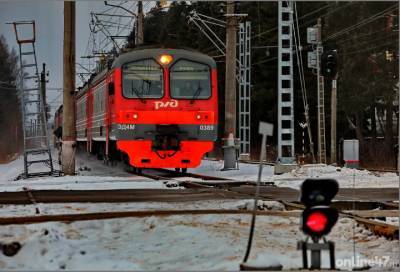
left=199, top=125, right=214, bottom=131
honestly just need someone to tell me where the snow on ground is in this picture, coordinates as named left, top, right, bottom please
left=190, top=160, right=400, bottom=189
left=0, top=200, right=398, bottom=270
left=0, top=152, right=168, bottom=191
left=0, top=154, right=399, bottom=270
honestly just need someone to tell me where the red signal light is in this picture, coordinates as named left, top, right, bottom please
left=306, top=211, right=328, bottom=233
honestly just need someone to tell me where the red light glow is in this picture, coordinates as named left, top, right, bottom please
left=306, top=211, right=328, bottom=233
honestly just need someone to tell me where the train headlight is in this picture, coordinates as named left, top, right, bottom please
left=133, top=113, right=138, bottom=119
left=196, top=114, right=202, bottom=120
left=159, top=54, right=173, bottom=65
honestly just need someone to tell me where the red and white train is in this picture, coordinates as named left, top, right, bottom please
left=54, top=48, right=219, bottom=172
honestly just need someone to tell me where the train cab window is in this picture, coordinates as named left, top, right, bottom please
left=170, top=60, right=211, bottom=100
left=122, top=59, right=163, bottom=98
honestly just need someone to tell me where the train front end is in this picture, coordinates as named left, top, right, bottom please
left=110, top=49, right=218, bottom=170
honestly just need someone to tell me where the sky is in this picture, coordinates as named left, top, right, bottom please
left=0, top=0, right=141, bottom=117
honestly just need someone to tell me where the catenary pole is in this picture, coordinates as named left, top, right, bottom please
left=62, top=1, right=76, bottom=175
left=224, top=1, right=238, bottom=138
left=137, top=1, right=144, bottom=45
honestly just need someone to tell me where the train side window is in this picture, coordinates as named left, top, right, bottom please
left=170, top=60, right=211, bottom=100
left=122, top=59, right=163, bottom=99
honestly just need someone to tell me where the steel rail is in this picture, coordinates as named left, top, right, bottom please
left=0, top=186, right=397, bottom=205
left=0, top=209, right=399, bottom=226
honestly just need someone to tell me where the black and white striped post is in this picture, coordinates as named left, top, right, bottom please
left=299, top=122, right=307, bottom=164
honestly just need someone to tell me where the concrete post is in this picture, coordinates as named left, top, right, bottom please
left=224, top=1, right=237, bottom=138
left=62, top=1, right=76, bottom=175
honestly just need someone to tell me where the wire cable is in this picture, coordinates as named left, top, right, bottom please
left=342, top=40, right=396, bottom=56
left=252, top=2, right=354, bottom=41
left=325, top=4, right=397, bottom=41
left=242, top=132, right=268, bottom=264
left=293, top=2, right=315, bottom=162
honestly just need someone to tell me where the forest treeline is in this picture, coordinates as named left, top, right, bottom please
left=0, top=35, right=21, bottom=163
left=129, top=1, right=398, bottom=168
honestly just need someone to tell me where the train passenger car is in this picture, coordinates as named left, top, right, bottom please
left=71, top=48, right=218, bottom=172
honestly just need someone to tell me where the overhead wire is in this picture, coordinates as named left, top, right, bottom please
left=334, top=26, right=389, bottom=46
left=253, top=3, right=397, bottom=68
left=82, top=1, right=126, bottom=81
left=342, top=40, right=397, bottom=56
left=340, top=31, right=397, bottom=52
left=80, top=0, right=140, bottom=83
left=293, top=2, right=308, bottom=119
left=293, top=1, right=315, bottom=162
left=324, top=4, right=398, bottom=41
left=251, top=3, right=330, bottom=40
left=295, top=2, right=355, bottom=31
left=98, top=2, right=135, bottom=50
left=252, top=2, right=353, bottom=41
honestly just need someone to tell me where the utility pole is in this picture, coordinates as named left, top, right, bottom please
left=331, top=78, right=337, bottom=164
left=316, top=18, right=326, bottom=164
left=40, top=63, right=48, bottom=121
left=136, top=1, right=144, bottom=45
left=62, top=1, right=76, bottom=175
left=224, top=1, right=237, bottom=138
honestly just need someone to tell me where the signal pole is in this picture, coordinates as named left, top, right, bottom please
left=136, top=1, right=144, bottom=45
left=331, top=78, right=337, bottom=164
left=40, top=63, right=48, bottom=121
left=62, top=1, right=76, bottom=175
left=224, top=1, right=238, bottom=138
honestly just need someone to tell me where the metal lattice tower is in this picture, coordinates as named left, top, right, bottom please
left=277, top=2, right=295, bottom=163
left=317, top=46, right=326, bottom=164
left=12, top=21, right=54, bottom=178
left=238, top=21, right=251, bottom=156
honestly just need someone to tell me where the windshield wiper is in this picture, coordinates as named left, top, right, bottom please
left=131, top=82, right=146, bottom=103
left=190, top=84, right=203, bottom=104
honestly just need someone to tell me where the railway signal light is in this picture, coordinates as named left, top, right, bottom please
left=298, top=178, right=339, bottom=270
left=320, top=50, right=338, bottom=79
left=300, top=178, right=339, bottom=239
left=302, top=207, right=338, bottom=238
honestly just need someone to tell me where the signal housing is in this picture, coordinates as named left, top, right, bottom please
left=321, top=50, right=338, bottom=79
left=300, top=179, right=339, bottom=240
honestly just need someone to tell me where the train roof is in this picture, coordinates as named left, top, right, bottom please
left=112, top=48, right=217, bottom=69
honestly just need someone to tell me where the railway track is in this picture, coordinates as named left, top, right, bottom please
left=126, top=167, right=275, bottom=189
left=0, top=187, right=398, bottom=205
left=138, top=169, right=400, bottom=239
left=0, top=183, right=398, bottom=239
left=137, top=168, right=232, bottom=181
left=0, top=209, right=397, bottom=226
left=5, top=163, right=400, bottom=240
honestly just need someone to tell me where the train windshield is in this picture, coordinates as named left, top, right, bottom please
left=122, top=59, right=163, bottom=98
left=170, top=60, right=211, bottom=99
